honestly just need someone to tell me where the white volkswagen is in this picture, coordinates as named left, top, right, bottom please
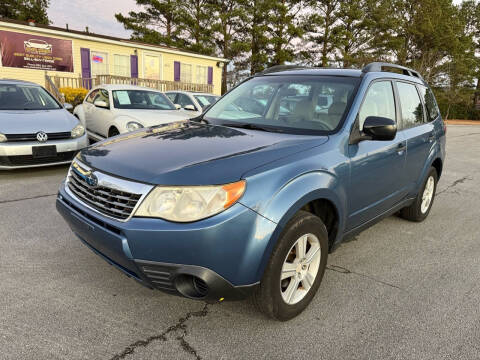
left=74, top=85, right=192, bottom=141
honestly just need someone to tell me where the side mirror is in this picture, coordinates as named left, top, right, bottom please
left=94, top=99, right=109, bottom=109
left=174, top=104, right=181, bottom=110
left=363, top=116, right=396, bottom=141
left=184, top=104, right=196, bottom=111
left=63, top=103, right=73, bottom=110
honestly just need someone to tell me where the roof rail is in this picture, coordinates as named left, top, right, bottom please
left=362, top=62, right=422, bottom=79
left=260, top=65, right=309, bottom=75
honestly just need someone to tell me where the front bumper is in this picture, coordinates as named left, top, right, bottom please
left=56, top=183, right=275, bottom=300
left=0, top=135, right=88, bottom=169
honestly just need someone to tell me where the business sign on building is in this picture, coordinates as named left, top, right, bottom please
left=0, top=30, right=73, bottom=72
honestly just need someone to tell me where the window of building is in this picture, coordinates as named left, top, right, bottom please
left=180, top=63, right=192, bottom=83
left=196, top=65, right=208, bottom=84
left=91, top=51, right=108, bottom=77
left=144, top=54, right=162, bottom=80
left=114, top=55, right=130, bottom=77
left=397, top=82, right=424, bottom=128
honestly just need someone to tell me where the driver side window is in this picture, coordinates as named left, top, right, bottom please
left=93, top=89, right=110, bottom=108
left=359, top=81, right=396, bottom=130
left=177, top=94, right=195, bottom=109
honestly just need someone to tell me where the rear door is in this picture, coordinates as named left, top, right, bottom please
left=394, top=81, right=435, bottom=194
left=347, top=80, right=408, bottom=230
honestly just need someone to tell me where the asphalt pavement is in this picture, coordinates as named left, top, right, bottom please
left=0, top=125, right=479, bottom=360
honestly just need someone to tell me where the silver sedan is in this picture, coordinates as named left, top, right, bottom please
left=0, top=79, right=88, bottom=169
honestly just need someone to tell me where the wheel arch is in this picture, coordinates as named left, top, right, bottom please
left=252, top=172, right=347, bottom=281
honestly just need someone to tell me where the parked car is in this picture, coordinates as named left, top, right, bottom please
left=0, top=79, right=88, bottom=169
left=74, top=85, right=192, bottom=141
left=57, top=63, right=446, bottom=320
left=165, top=91, right=220, bottom=117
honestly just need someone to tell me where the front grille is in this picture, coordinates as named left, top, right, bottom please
left=5, top=132, right=72, bottom=142
left=0, top=151, right=75, bottom=166
left=67, top=169, right=142, bottom=220
left=139, top=263, right=176, bottom=291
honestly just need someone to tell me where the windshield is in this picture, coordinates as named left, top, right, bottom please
left=204, top=76, right=359, bottom=134
left=194, top=95, right=220, bottom=108
left=0, top=84, right=61, bottom=110
left=112, top=90, right=176, bottom=110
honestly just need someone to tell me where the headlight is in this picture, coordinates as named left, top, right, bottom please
left=0, top=133, right=6, bottom=143
left=71, top=124, right=85, bottom=138
left=135, top=180, right=246, bottom=222
left=127, top=121, right=144, bottom=132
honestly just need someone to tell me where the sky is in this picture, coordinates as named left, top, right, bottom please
left=48, top=0, right=141, bottom=38
left=48, top=0, right=466, bottom=39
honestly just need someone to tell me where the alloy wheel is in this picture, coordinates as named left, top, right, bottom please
left=280, top=233, right=321, bottom=305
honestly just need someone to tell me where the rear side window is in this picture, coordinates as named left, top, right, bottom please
left=396, top=82, right=424, bottom=128
left=418, top=86, right=440, bottom=121
left=358, top=81, right=396, bottom=130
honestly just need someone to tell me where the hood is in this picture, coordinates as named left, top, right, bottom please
left=0, top=109, right=79, bottom=134
left=115, top=109, right=193, bottom=126
left=79, top=122, right=328, bottom=185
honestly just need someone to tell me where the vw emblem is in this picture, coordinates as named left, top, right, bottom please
left=36, top=131, right=48, bottom=142
left=85, top=172, right=98, bottom=188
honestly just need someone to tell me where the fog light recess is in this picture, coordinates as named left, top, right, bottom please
left=174, top=274, right=209, bottom=298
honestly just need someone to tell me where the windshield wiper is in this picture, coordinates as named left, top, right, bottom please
left=223, top=122, right=283, bottom=133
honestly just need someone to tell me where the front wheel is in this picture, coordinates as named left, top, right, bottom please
left=400, top=167, right=438, bottom=222
left=253, top=211, right=328, bottom=321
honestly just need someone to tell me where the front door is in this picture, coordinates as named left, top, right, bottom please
left=347, top=80, right=408, bottom=230
left=87, top=89, right=111, bottom=137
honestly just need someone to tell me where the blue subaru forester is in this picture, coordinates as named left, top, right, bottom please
left=57, top=62, right=446, bottom=320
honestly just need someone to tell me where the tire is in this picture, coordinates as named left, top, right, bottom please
left=253, top=210, right=328, bottom=321
left=108, top=127, right=120, bottom=137
left=400, top=167, right=438, bottom=222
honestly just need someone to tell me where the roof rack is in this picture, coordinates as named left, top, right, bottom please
left=362, top=62, right=422, bottom=79
left=260, top=65, right=309, bottom=75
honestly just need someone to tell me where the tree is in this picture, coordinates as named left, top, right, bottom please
left=0, top=0, right=50, bottom=25
left=301, top=0, right=341, bottom=67
left=334, top=0, right=372, bottom=67
left=176, top=0, right=214, bottom=55
left=266, top=0, right=306, bottom=66
left=115, top=0, right=184, bottom=48
left=208, top=0, right=249, bottom=93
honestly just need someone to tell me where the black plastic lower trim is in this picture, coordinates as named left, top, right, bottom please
left=135, top=259, right=259, bottom=301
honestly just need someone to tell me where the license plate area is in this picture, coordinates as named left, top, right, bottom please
left=32, top=145, right=57, bottom=158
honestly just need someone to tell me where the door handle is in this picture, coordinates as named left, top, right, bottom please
left=397, top=142, right=406, bottom=153
left=428, top=134, right=435, bottom=143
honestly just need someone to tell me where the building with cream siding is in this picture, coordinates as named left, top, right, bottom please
left=0, top=19, right=228, bottom=95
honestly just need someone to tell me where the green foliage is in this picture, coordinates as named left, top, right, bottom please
left=115, top=0, right=480, bottom=112
left=0, top=0, right=50, bottom=24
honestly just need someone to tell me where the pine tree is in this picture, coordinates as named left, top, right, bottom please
left=301, top=0, right=342, bottom=67
left=266, top=0, right=306, bottom=66
left=115, top=0, right=184, bottom=48
left=0, top=0, right=50, bottom=25
left=209, top=0, right=249, bottom=93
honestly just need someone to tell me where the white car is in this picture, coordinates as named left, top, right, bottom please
left=165, top=91, right=220, bottom=117
left=74, top=85, right=192, bottom=141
